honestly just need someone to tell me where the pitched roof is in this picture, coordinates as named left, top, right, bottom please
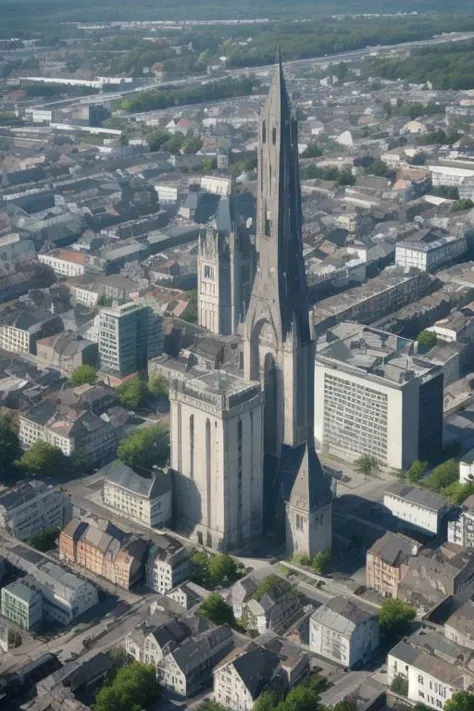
left=101, top=459, right=171, bottom=499
left=280, top=442, right=332, bottom=512
left=233, top=646, right=280, bottom=699
left=312, top=595, right=377, bottom=635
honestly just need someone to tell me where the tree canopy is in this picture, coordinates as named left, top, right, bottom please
left=417, top=330, right=437, bottom=350
left=406, top=460, right=428, bottom=484
left=148, top=374, right=169, bottom=400
left=379, top=598, right=416, bottom=640
left=117, top=424, right=169, bottom=471
left=93, top=661, right=159, bottom=711
left=17, top=440, right=65, bottom=478
left=191, top=551, right=244, bottom=588
left=70, top=365, right=97, bottom=387
left=0, top=414, right=22, bottom=482
left=117, top=376, right=148, bottom=409
left=199, top=592, right=236, bottom=626
left=445, top=692, right=474, bottom=711
left=423, top=459, right=459, bottom=492
left=354, top=454, right=380, bottom=476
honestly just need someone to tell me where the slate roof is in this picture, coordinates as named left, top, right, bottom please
left=170, top=625, right=233, bottom=675
left=232, top=646, right=280, bottom=699
left=368, top=532, right=417, bottom=566
left=280, top=442, right=332, bottom=512
left=312, top=596, right=377, bottom=635
left=385, top=482, right=448, bottom=513
left=101, top=459, right=171, bottom=499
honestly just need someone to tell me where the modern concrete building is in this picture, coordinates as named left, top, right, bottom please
left=0, top=481, right=71, bottom=541
left=384, top=483, right=450, bottom=536
left=366, top=532, right=419, bottom=599
left=3, top=543, right=98, bottom=625
left=310, top=596, right=380, bottom=669
left=98, top=301, right=162, bottom=376
left=388, top=632, right=474, bottom=710
left=170, top=371, right=264, bottom=552
left=1, top=577, right=43, bottom=630
left=101, top=460, right=172, bottom=528
left=315, top=323, right=444, bottom=469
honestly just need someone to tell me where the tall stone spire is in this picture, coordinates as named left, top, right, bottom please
left=243, top=61, right=314, bottom=455
left=251, top=57, right=311, bottom=347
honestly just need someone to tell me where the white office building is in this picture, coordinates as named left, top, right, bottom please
left=384, top=483, right=450, bottom=536
left=315, top=323, right=444, bottom=470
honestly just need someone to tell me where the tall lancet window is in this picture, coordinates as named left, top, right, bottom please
left=206, top=418, right=212, bottom=527
left=189, top=415, right=194, bottom=480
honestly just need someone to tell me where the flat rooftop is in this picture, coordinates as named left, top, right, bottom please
left=316, top=322, right=439, bottom=384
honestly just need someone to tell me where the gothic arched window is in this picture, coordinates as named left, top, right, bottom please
left=262, top=120, right=266, bottom=143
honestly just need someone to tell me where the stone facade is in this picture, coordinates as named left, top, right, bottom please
left=170, top=371, right=264, bottom=551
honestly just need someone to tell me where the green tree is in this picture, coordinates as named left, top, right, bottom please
left=117, top=376, right=148, bottom=409
left=196, top=703, right=227, bottom=711
left=423, top=459, right=459, bottom=492
left=199, top=592, right=236, bottom=626
left=442, top=481, right=474, bottom=504
left=70, top=364, right=97, bottom=387
left=379, top=598, right=416, bottom=640
left=0, top=414, right=22, bottom=482
left=328, top=703, right=357, bottom=711
left=406, top=460, right=428, bottom=483
left=208, top=553, right=241, bottom=586
left=453, top=199, right=474, bottom=211
left=93, top=661, right=159, bottom=711
left=28, top=527, right=60, bottom=552
left=417, top=330, right=437, bottom=350
left=391, top=676, right=409, bottom=696
left=367, top=159, right=394, bottom=179
left=117, top=424, right=169, bottom=470
left=312, top=549, right=332, bottom=575
left=254, top=690, right=282, bottom=711
left=148, top=374, right=169, bottom=400
left=283, top=683, right=320, bottom=711
left=254, top=574, right=290, bottom=601
left=445, top=692, right=474, bottom=711
left=202, top=156, right=215, bottom=172
left=17, top=441, right=65, bottom=478
left=355, top=454, right=380, bottom=476
left=302, top=142, right=323, bottom=158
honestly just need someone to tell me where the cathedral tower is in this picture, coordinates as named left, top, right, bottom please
left=243, top=60, right=332, bottom=558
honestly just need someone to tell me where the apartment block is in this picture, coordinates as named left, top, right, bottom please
left=38, top=250, right=87, bottom=277
left=388, top=632, right=474, bottom=710
left=1, top=577, right=43, bottom=630
left=101, top=459, right=172, bottom=528
left=310, top=596, right=379, bottom=669
left=315, top=323, right=444, bottom=469
left=0, top=480, right=71, bottom=541
left=145, top=533, right=191, bottom=595
left=98, top=301, right=162, bottom=377
left=59, top=518, right=147, bottom=589
left=366, top=532, right=419, bottom=599
left=19, top=400, right=118, bottom=464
